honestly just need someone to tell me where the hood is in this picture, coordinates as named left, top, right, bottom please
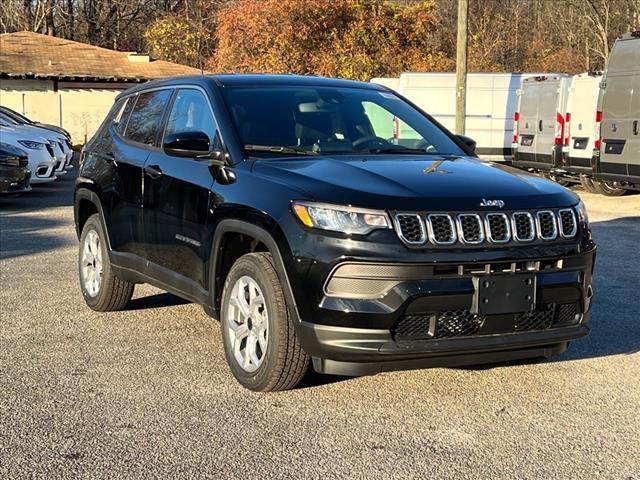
left=35, top=122, right=71, bottom=139
left=252, top=155, right=579, bottom=211
left=0, top=125, right=49, bottom=143
left=17, top=124, right=66, bottom=143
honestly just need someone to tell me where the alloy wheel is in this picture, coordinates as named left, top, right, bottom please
left=226, top=275, right=269, bottom=373
left=81, top=229, right=103, bottom=297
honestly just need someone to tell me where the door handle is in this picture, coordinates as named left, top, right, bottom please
left=102, top=152, right=115, bottom=163
left=538, top=120, right=543, bottom=132
left=145, top=165, right=163, bottom=179
left=633, top=120, right=639, bottom=136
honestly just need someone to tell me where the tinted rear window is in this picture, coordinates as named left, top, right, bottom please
left=124, top=90, right=172, bottom=145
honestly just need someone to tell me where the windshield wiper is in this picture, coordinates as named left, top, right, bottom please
left=355, top=147, right=429, bottom=154
left=356, top=147, right=463, bottom=156
left=244, top=144, right=318, bottom=156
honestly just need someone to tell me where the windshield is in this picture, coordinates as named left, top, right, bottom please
left=0, top=112, right=20, bottom=126
left=220, top=85, right=466, bottom=158
left=0, top=108, right=31, bottom=125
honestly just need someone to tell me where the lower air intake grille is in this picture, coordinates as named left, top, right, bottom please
left=393, top=314, right=432, bottom=340
left=514, top=304, right=555, bottom=331
left=436, top=309, right=484, bottom=337
left=392, top=303, right=580, bottom=341
left=556, top=303, right=578, bottom=324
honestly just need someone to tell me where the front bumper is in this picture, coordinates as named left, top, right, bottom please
left=292, top=242, right=595, bottom=375
left=0, top=168, right=31, bottom=194
left=303, top=323, right=587, bottom=376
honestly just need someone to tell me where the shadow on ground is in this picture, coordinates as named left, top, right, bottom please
left=126, top=292, right=191, bottom=311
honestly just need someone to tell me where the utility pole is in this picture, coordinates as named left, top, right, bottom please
left=455, top=0, right=468, bottom=135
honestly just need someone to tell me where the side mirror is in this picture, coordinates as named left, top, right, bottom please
left=456, top=134, right=477, bottom=154
left=163, top=131, right=210, bottom=158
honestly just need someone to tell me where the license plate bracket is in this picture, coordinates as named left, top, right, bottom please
left=471, top=273, right=536, bottom=315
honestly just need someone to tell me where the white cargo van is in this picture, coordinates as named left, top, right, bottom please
left=512, top=75, right=572, bottom=179
left=592, top=31, right=640, bottom=195
left=371, top=73, right=551, bottom=162
left=561, top=72, right=603, bottom=191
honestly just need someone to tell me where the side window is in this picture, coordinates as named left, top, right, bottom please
left=164, top=89, right=222, bottom=151
left=113, top=97, right=133, bottom=135
left=124, top=89, right=172, bottom=145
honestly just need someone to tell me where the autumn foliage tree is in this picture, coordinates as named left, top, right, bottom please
left=209, top=0, right=451, bottom=80
left=144, top=16, right=213, bottom=70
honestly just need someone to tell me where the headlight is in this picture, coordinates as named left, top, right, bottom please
left=17, top=140, right=46, bottom=150
left=575, top=200, right=589, bottom=225
left=292, top=201, right=391, bottom=235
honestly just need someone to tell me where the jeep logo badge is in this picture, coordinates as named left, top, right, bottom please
left=479, top=199, right=505, bottom=208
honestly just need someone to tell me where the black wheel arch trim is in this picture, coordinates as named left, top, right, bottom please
left=74, top=185, right=114, bottom=251
left=210, top=218, right=301, bottom=323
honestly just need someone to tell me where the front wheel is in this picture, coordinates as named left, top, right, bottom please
left=78, top=214, right=134, bottom=311
left=579, top=175, right=599, bottom=193
left=220, top=252, right=309, bottom=392
left=594, top=180, right=627, bottom=196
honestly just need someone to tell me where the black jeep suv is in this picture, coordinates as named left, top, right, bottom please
left=74, top=75, right=596, bottom=391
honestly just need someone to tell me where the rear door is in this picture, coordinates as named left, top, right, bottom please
left=142, top=87, right=222, bottom=291
left=567, top=75, right=600, bottom=170
left=107, top=89, right=173, bottom=258
left=534, top=79, right=559, bottom=166
left=600, top=38, right=636, bottom=175
left=517, top=81, right=538, bottom=162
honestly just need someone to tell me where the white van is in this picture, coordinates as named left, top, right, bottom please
left=371, top=73, right=551, bottom=162
left=512, top=75, right=572, bottom=179
left=592, top=31, right=640, bottom=195
left=559, top=73, right=603, bottom=190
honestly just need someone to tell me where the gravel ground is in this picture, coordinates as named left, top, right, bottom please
left=1, top=172, right=639, bottom=479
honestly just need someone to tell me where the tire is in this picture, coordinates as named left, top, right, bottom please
left=543, top=172, right=571, bottom=187
left=78, top=213, right=134, bottom=311
left=579, top=175, right=599, bottom=193
left=220, top=252, right=310, bottom=392
left=594, top=180, right=627, bottom=197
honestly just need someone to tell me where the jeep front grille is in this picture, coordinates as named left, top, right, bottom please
left=394, top=208, right=578, bottom=247
left=485, top=213, right=510, bottom=243
left=395, top=214, right=426, bottom=244
left=428, top=214, right=456, bottom=244
left=512, top=212, right=535, bottom=242
left=536, top=211, right=558, bottom=240
left=458, top=214, right=484, bottom=244
left=558, top=209, right=577, bottom=238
